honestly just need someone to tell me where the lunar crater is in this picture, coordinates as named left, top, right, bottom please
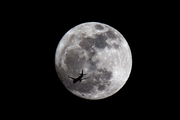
left=95, top=24, right=104, bottom=30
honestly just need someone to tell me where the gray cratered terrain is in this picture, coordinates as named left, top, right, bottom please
left=55, top=22, right=132, bottom=100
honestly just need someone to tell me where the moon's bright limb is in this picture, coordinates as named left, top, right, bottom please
left=55, top=22, right=132, bottom=100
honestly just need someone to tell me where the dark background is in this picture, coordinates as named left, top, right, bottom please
left=7, top=1, right=176, bottom=118
left=28, top=10, right=152, bottom=114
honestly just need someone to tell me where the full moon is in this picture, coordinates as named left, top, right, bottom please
left=55, top=22, right=132, bottom=100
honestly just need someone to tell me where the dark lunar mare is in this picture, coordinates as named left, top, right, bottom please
left=113, top=43, right=120, bottom=49
left=94, top=34, right=108, bottom=49
left=106, top=30, right=117, bottom=39
left=64, top=49, right=85, bottom=71
left=79, top=37, right=94, bottom=51
left=79, top=33, right=109, bottom=50
left=79, top=29, right=120, bottom=51
left=56, top=35, right=113, bottom=93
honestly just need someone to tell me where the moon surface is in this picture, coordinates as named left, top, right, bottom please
left=55, top=22, right=132, bottom=100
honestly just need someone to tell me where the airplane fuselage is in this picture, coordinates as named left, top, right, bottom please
left=73, top=73, right=83, bottom=83
left=68, top=70, right=89, bottom=83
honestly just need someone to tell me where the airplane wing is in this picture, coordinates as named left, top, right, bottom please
left=68, top=76, right=76, bottom=80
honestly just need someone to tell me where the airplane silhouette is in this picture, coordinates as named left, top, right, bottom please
left=68, top=69, right=90, bottom=83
